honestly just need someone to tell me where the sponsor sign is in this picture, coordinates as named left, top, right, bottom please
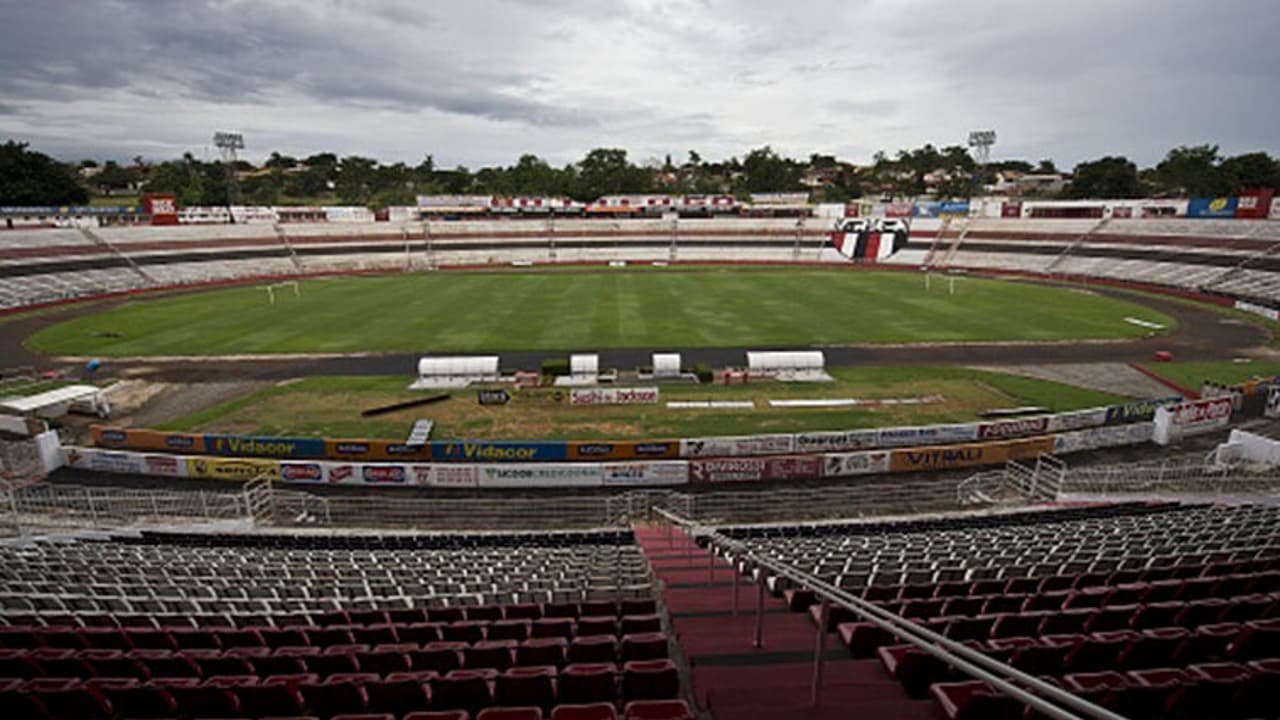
left=143, top=454, right=186, bottom=477
left=91, top=426, right=205, bottom=453
left=477, top=389, right=511, bottom=406
left=326, top=464, right=356, bottom=484
left=885, top=202, right=914, bottom=218
left=977, top=416, right=1049, bottom=440
left=1186, top=196, right=1238, bottom=218
left=600, top=461, right=688, bottom=486
left=1103, top=398, right=1180, bottom=425
left=361, top=464, right=408, bottom=484
left=795, top=429, right=879, bottom=453
left=877, top=424, right=978, bottom=448
left=568, top=387, right=660, bottom=406
left=322, top=439, right=432, bottom=462
left=681, top=434, right=795, bottom=458
left=1234, top=300, right=1280, bottom=322
left=64, top=447, right=145, bottom=474
left=205, top=434, right=327, bottom=459
left=822, top=451, right=890, bottom=477
left=429, top=465, right=480, bottom=488
left=567, top=440, right=680, bottom=461
left=1152, top=397, right=1233, bottom=445
left=476, top=464, right=602, bottom=488
left=1267, top=386, right=1280, bottom=420
left=938, top=201, right=970, bottom=216
left=689, top=456, right=821, bottom=483
left=280, top=462, right=324, bottom=483
left=913, top=202, right=941, bottom=218
left=185, top=456, right=280, bottom=482
left=432, top=441, right=567, bottom=462
left=1046, top=409, right=1108, bottom=433
left=888, top=437, right=1055, bottom=472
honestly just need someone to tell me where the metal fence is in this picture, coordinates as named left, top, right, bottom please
left=0, top=480, right=251, bottom=535
left=1059, top=454, right=1280, bottom=498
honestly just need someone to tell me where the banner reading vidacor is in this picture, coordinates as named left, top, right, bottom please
left=432, top=441, right=567, bottom=463
left=92, top=425, right=205, bottom=454
left=185, top=456, right=280, bottom=482
left=888, top=436, right=1055, bottom=472
left=206, top=434, right=327, bottom=459
left=682, top=434, right=795, bottom=458
left=1152, top=397, right=1232, bottom=446
left=1103, top=398, right=1180, bottom=426
left=567, top=440, right=680, bottom=461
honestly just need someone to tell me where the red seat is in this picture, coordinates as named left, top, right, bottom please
left=542, top=603, right=580, bottom=620
left=559, top=663, right=617, bottom=705
left=477, top=708, right=543, bottom=720
left=98, top=678, right=178, bottom=719
left=1117, top=627, right=1190, bottom=670
left=0, top=649, right=40, bottom=679
left=900, top=598, right=945, bottom=620
left=551, top=702, right=618, bottom=720
left=300, top=673, right=374, bottom=718
left=0, top=677, right=48, bottom=720
left=1129, top=601, right=1186, bottom=630
left=489, top=621, right=533, bottom=642
left=1225, top=620, right=1280, bottom=661
left=32, top=648, right=92, bottom=679
left=359, top=645, right=414, bottom=676
left=411, top=642, right=466, bottom=674
left=531, top=619, right=576, bottom=640
left=580, top=602, right=616, bottom=618
left=353, top=624, right=401, bottom=647
left=79, top=627, right=132, bottom=651
left=837, top=621, right=890, bottom=657
left=1007, top=639, right=1072, bottom=678
left=1171, top=663, right=1255, bottom=719
left=1064, top=632, right=1134, bottom=674
left=261, top=626, right=312, bottom=649
left=432, top=668, right=496, bottom=715
left=504, top=604, right=544, bottom=621
left=988, top=612, right=1047, bottom=639
left=931, top=681, right=1025, bottom=720
left=1175, top=599, right=1230, bottom=628
left=1061, top=587, right=1109, bottom=610
left=80, top=647, right=149, bottom=679
left=943, top=615, right=995, bottom=642
left=0, top=627, right=41, bottom=650
left=619, top=634, right=666, bottom=662
left=568, top=635, right=617, bottom=665
left=30, top=678, right=113, bottom=720
left=1174, top=622, right=1241, bottom=664
left=333, top=714, right=396, bottom=720
left=621, top=600, right=656, bottom=616
left=307, top=626, right=358, bottom=648
left=517, top=638, right=568, bottom=668
left=940, top=596, right=984, bottom=617
left=428, top=607, right=467, bottom=624
left=399, top=622, right=446, bottom=645
left=214, top=626, right=266, bottom=649
left=41, top=628, right=88, bottom=650
left=622, top=699, right=693, bottom=720
left=575, top=617, right=618, bottom=637
left=237, top=675, right=308, bottom=718
left=465, top=640, right=516, bottom=672
left=621, top=659, right=678, bottom=701
left=1037, top=608, right=1095, bottom=636
left=388, top=608, right=429, bottom=625
left=1082, top=604, right=1138, bottom=633
left=618, top=615, right=660, bottom=635
left=124, top=627, right=177, bottom=651
left=443, top=621, right=488, bottom=644
left=465, top=605, right=504, bottom=623
left=163, top=676, right=244, bottom=719
left=405, top=711, right=469, bottom=720
left=366, top=672, right=434, bottom=716
left=980, top=595, right=1024, bottom=615
left=496, top=665, right=558, bottom=712
left=878, top=644, right=947, bottom=699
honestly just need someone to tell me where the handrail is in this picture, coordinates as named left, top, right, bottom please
left=652, top=506, right=1127, bottom=720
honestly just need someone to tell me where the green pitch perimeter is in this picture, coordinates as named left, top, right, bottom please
left=26, top=268, right=1176, bottom=356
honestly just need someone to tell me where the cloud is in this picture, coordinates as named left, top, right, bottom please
left=0, top=0, right=1276, bottom=168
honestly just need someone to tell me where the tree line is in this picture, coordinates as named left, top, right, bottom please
left=3, top=139, right=1278, bottom=207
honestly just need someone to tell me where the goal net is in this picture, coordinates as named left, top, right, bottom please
left=263, top=281, right=301, bottom=305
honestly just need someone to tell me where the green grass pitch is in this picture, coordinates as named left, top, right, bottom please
left=26, top=268, right=1176, bottom=356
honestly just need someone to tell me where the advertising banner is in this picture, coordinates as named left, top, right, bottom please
left=323, top=439, right=433, bottom=462
left=1152, top=397, right=1233, bottom=445
left=689, top=455, right=821, bottom=483
left=822, top=451, right=891, bottom=477
left=939, top=201, right=971, bottom=216
left=63, top=447, right=146, bottom=474
left=1054, top=432, right=1087, bottom=455
left=567, top=440, right=680, bottom=461
left=142, top=193, right=179, bottom=226
left=977, top=416, right=1050, bottom=440
left=913, top=202, right=941, bottom=218
left=92, top=426, right=206, bottom=454
left=568, top=387, right=660, bottom=406
left=1001, top=202, right=1023, bottom=218
left=888, top=437, right=1055, bottom=472
left=205, top=434, right=327, bottom=459
left=1234, top=300, right=1280, bottom=322
left=681, top=434, right=795, bottom=458
left=795, top=429, right=879, bottom=453
left=359, top=464, right=410, bottom=485
left=1046, top=409, right=1108, bottom=433
left=142, top=454, right=188, bottom=478
left=600, top=461, right=688, bottom=486
left=885, top=202, right=914, bottom=218
left=1103, top=398, right=1180, bottom=425
left=476, top=463, right=602, bottom=488
left=1186, top=197, right=1239, bottom=218
left=280, top=461, right=326, bottom=483
left=426, top=464, right=480, bottom=488
left=878, top=424, right=978, bottom=448
left=431, top=441, right=567, bottom=463
left=185, top=456, right=280, bottom=482
left=1234, top=189, right=1274, bottom=220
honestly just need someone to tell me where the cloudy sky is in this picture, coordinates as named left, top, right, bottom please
left=1, top=0, right=1276, bottom=169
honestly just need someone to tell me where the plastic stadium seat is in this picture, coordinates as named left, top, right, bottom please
left=1065, top=632, right=1135, bottom=673
left=80, top=627, right=133, bottom=651
left=410, top=642, right=466, bottom=674
left=399, top=622, right=446, bottom=645
left=0, top=678, right=48, bottom=720
left=215, top=626, right=266, bottom=649
left=366, top=672, right=433, bottom=716
left=1007, top=640, right=1072, bottom=678
left=443, top=621, right=488, bottom=644
left=550, top=703, right=617, bottom=720
left=496, top=665, right=558, bottom=712
left=172, top=627, right=222, bottom=650
left=489, top=621, right=533, bottom=642
left=930, top=681, right=1024, bottom=720
left=1225, top=620, right=1280, bottom=661
left=332, top=714, right=395, bottom=720
left=542, top=603, right=580, bottom=620
left=878, top=645, right=947, bottom=699
left=1117, top=627, right=1191, bottom=670
left=428, top=607, right=467, bottom=624
left=432, top=668, right=496, bottom=715
left=388, top=608, right=429, bottom=625
left=531, top=619, right=576, bottom=640
left=621, top=600, right=656, bottom=617
left=504, top=604, right=544, bottom=621
left=575, top=617, right=617, bottom=637
left=300, top=673, right=374, bottom=718
left=465, top=605, right=504, bottom=622
left=404, top=711, right=469, bottom=720
left=237, top=675, right=308, bottom=717
left=618, top=616, right=661, bottom=635
left=32, top=648, right=92, bottom=679
left=350, top=609, right=391, bottom=626
left=306, top=626, right=357, bottom=648
left=81, top=647, right=150, bottom=679
left=261, top=626, right=312, bottom=649
left=621, top=659, right=679, bottom=701
left=619, top=634, right=667, bottom=662
left=0, top=649, right=41, bottom=679
left=353, top=624, right=401, bottom=647
left=580, top=602, right=616, bottom=618
left=517, top=638, right=568, bottom=668
left=622, top=699, right=694, bottom=720
left=41, top=628, right=88, bottom=650
left=125, top=627, right=178, bottom=651
left=358, top=645, right=414, bottom=676
left=465, top=640, right=517, bottom=672
left=30, top=678, right=114, bottom=720
left=309, top=645, right=363, bottom=677
left=477, top=707, right=543, bottom=720
left=1036, top=608, right=1095, bottom=636
left=98, top=678, right=178, bottom=718
left=559, top=663, right=618, bottom=705
left=1171, top=663, right=1255, bottom=719
left=568, top=635, right=617, bottom=665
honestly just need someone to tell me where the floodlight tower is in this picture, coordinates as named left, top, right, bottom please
left=967, top=129, right=996, bottom=197
left=213, top=131, right=245, bottom=207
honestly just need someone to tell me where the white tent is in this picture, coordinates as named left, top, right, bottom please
left=411, top=356, right=501, bottom=389
left=745, top=351, right=832, bottom=382
left=653, top=353, right=682, bottom=378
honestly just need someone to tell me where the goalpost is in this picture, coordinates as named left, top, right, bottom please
left=263, top=281, right=301, bottom=305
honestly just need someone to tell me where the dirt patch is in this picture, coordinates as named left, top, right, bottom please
left=106, top=379, right=273, bottom=429
left=970, top=363, right=1174, bottom=399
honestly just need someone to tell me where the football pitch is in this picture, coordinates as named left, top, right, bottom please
left=26, top=268, right=1176, bottom=357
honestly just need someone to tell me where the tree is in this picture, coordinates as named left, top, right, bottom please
left=263, top=152, right=297, bottom=170
left=573, top=148, right=649, bottom=199
left=1035, top=159, right=1058, bottom=174
left=740, top=146, right=802, bottom=193
left=1154, top=145, right=1230, bottom=196
left=335, top=156, right=379, bottom=204
left=1066, top=156, right=1143, bottom=198
left=1219, top=152, right=1280, bottom=192
left=0, top=141, right=89, bottom=204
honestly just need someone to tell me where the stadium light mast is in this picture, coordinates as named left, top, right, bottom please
left=967, top=129, right=996, bottom=197
left=213, top=131, right=245, bottom=210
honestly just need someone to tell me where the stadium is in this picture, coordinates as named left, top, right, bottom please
left=1, top=186, right=1280, bottom=720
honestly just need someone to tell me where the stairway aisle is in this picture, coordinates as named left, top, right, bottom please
left=634, top=525, right=936, bottom=720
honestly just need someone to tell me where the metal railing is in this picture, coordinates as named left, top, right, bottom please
left=652, top=506, right=1126, bottom=720
left=1060, top=454, right=1280, bottom=498
left=1, top=481, right=250, bottom=535
left=665, top=476, right=967, bottom=525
